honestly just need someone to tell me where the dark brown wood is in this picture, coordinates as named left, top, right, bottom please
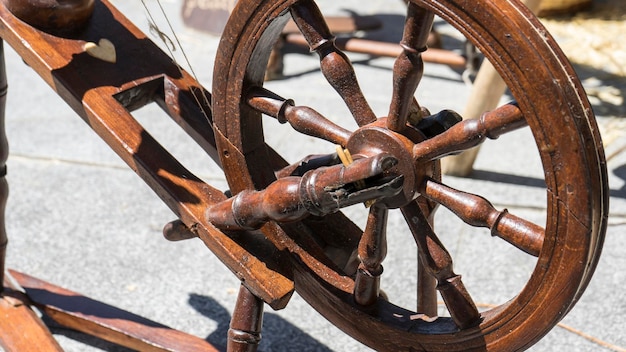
left=353, top=205, right=387, bottom=306
left=1, top=274, right=64, bottom=351
left=417, top=258, right=438, bottom=317
left=0, top=39, right=7, bottom=294
left=0, top=0, right=609, bottom=350
left=10, top=270, right=219, bottom=352
left=413, top=102, right=527, bottom=161
left=402, top=202, right=480, bottom=329
left=387, top=3, right=433, bottom=132
left=212, top=0, right=608, bottom=350
left=0, top=0, right=294, bottom=310
left=246, top=86, right=351, bottom=146
left=422, top=178, right=544, bottom=256
left=289, top=0, right=377, bottom=127
left=2, top=0, right=94, bottom=33
left=162, top=219, right=198, bottom=241
left=227, top=285, right=264, bottom=352
left=416, top=197, right=440, bottom=318
left=206, top=153, right=399, bottom=230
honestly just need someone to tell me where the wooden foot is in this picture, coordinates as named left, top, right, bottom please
left=1, top=274, right=63, bottom=351
left=10, top=269, right=219, bottom=352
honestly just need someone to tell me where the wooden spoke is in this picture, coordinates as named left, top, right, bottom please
left=289, top=0, right=377, bottom=126
left=413, top=102, right=527, bottom=161
left=421, top=178, right=544, bottom=256
left=416, top=197, right=439, bottom=318
left=401, top=202, right=480, bottom=329
left=387, top=3, right=434, bottom=132
left=246, top=86, right=352, bottom=146
left=354, top=205, right=388, bottom=306
left=417, top=259, right=438, bottom=317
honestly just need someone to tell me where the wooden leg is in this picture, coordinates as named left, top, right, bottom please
left=227, top=284, right=264, bottom=352
left=0, top=39, right=64, bottom=352
left=442, top=0, right=543, bottom=176
left=440, top=59, right=506, bottom=176
left=0, top=39, right=9, bottom=293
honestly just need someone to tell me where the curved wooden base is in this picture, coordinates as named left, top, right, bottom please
left=3, top=270, right=219, bottom=351
left=1, top=274, right=63, bottom=352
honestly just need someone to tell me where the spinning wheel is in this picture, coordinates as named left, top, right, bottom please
left=0, top=0, right=609, bottom=350
left=209, top=0, right=608, bottom=350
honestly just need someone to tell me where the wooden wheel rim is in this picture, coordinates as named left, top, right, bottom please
left=212, top=0, right=608, bottom=350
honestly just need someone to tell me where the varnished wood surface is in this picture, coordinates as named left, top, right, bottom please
left=0, top=0, right=613, bottom=350
left=1, top=274, right=63, bottom=351
left=211, top=0, right=608, bottom=350
left=2, top=0, right=95, bottom=32
left=0, top=0, right=294, bottom=309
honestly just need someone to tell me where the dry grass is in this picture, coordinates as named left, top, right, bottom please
left=539, top=0, right=626, bottom=153
left=540, top=0, right=626, bottom=153
left=541, top=0, right=626, bottom=77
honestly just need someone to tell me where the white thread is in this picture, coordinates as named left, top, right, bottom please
left=140, top=0, right=213, bottom=123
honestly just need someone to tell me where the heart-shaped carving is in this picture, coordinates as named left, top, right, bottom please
left=84, top=39, right=116, bottom=63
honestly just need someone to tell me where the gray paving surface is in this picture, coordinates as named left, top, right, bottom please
left=2, top=0, right=625, bottom=351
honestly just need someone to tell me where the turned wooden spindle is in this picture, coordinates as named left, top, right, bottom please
left=0, top=41, right=8, bottom=292
left=2, top=0, right=94, bottom=33
left=353, top=205, right=388, bottom=306
left=422, top=178, right=544, bottom=256
left=402, top=203, right=480, bottom=329
left=290, top=0, right=377, bottom=127
left=246, top=86, right=352, bottom=146
left=387, top=3, right=433, bottom=132
left=227, top=285, right=264, bottom=352
left=206, top=154, right=398, bottom=230
left=413, top=102, right=527, bottom=161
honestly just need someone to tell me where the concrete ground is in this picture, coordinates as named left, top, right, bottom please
left=2, top=0, right=625, bottom=351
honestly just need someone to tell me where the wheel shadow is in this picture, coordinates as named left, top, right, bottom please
left=469, top=167, right=626, bottom=199
left=188, top=293, right=335, bottom=352
left=44, top=314, right=136, bottom=352
left=43, top=292, right=335, bottom=352
left=610, top=164, right=626, bottom=198
left=573, top=64, right=626, bottom=118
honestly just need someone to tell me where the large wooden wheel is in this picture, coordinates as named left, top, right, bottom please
left=209, top=0, right=608, bottom=350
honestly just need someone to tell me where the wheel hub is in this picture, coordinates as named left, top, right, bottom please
left=346, top=118, right=435, bottom=208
